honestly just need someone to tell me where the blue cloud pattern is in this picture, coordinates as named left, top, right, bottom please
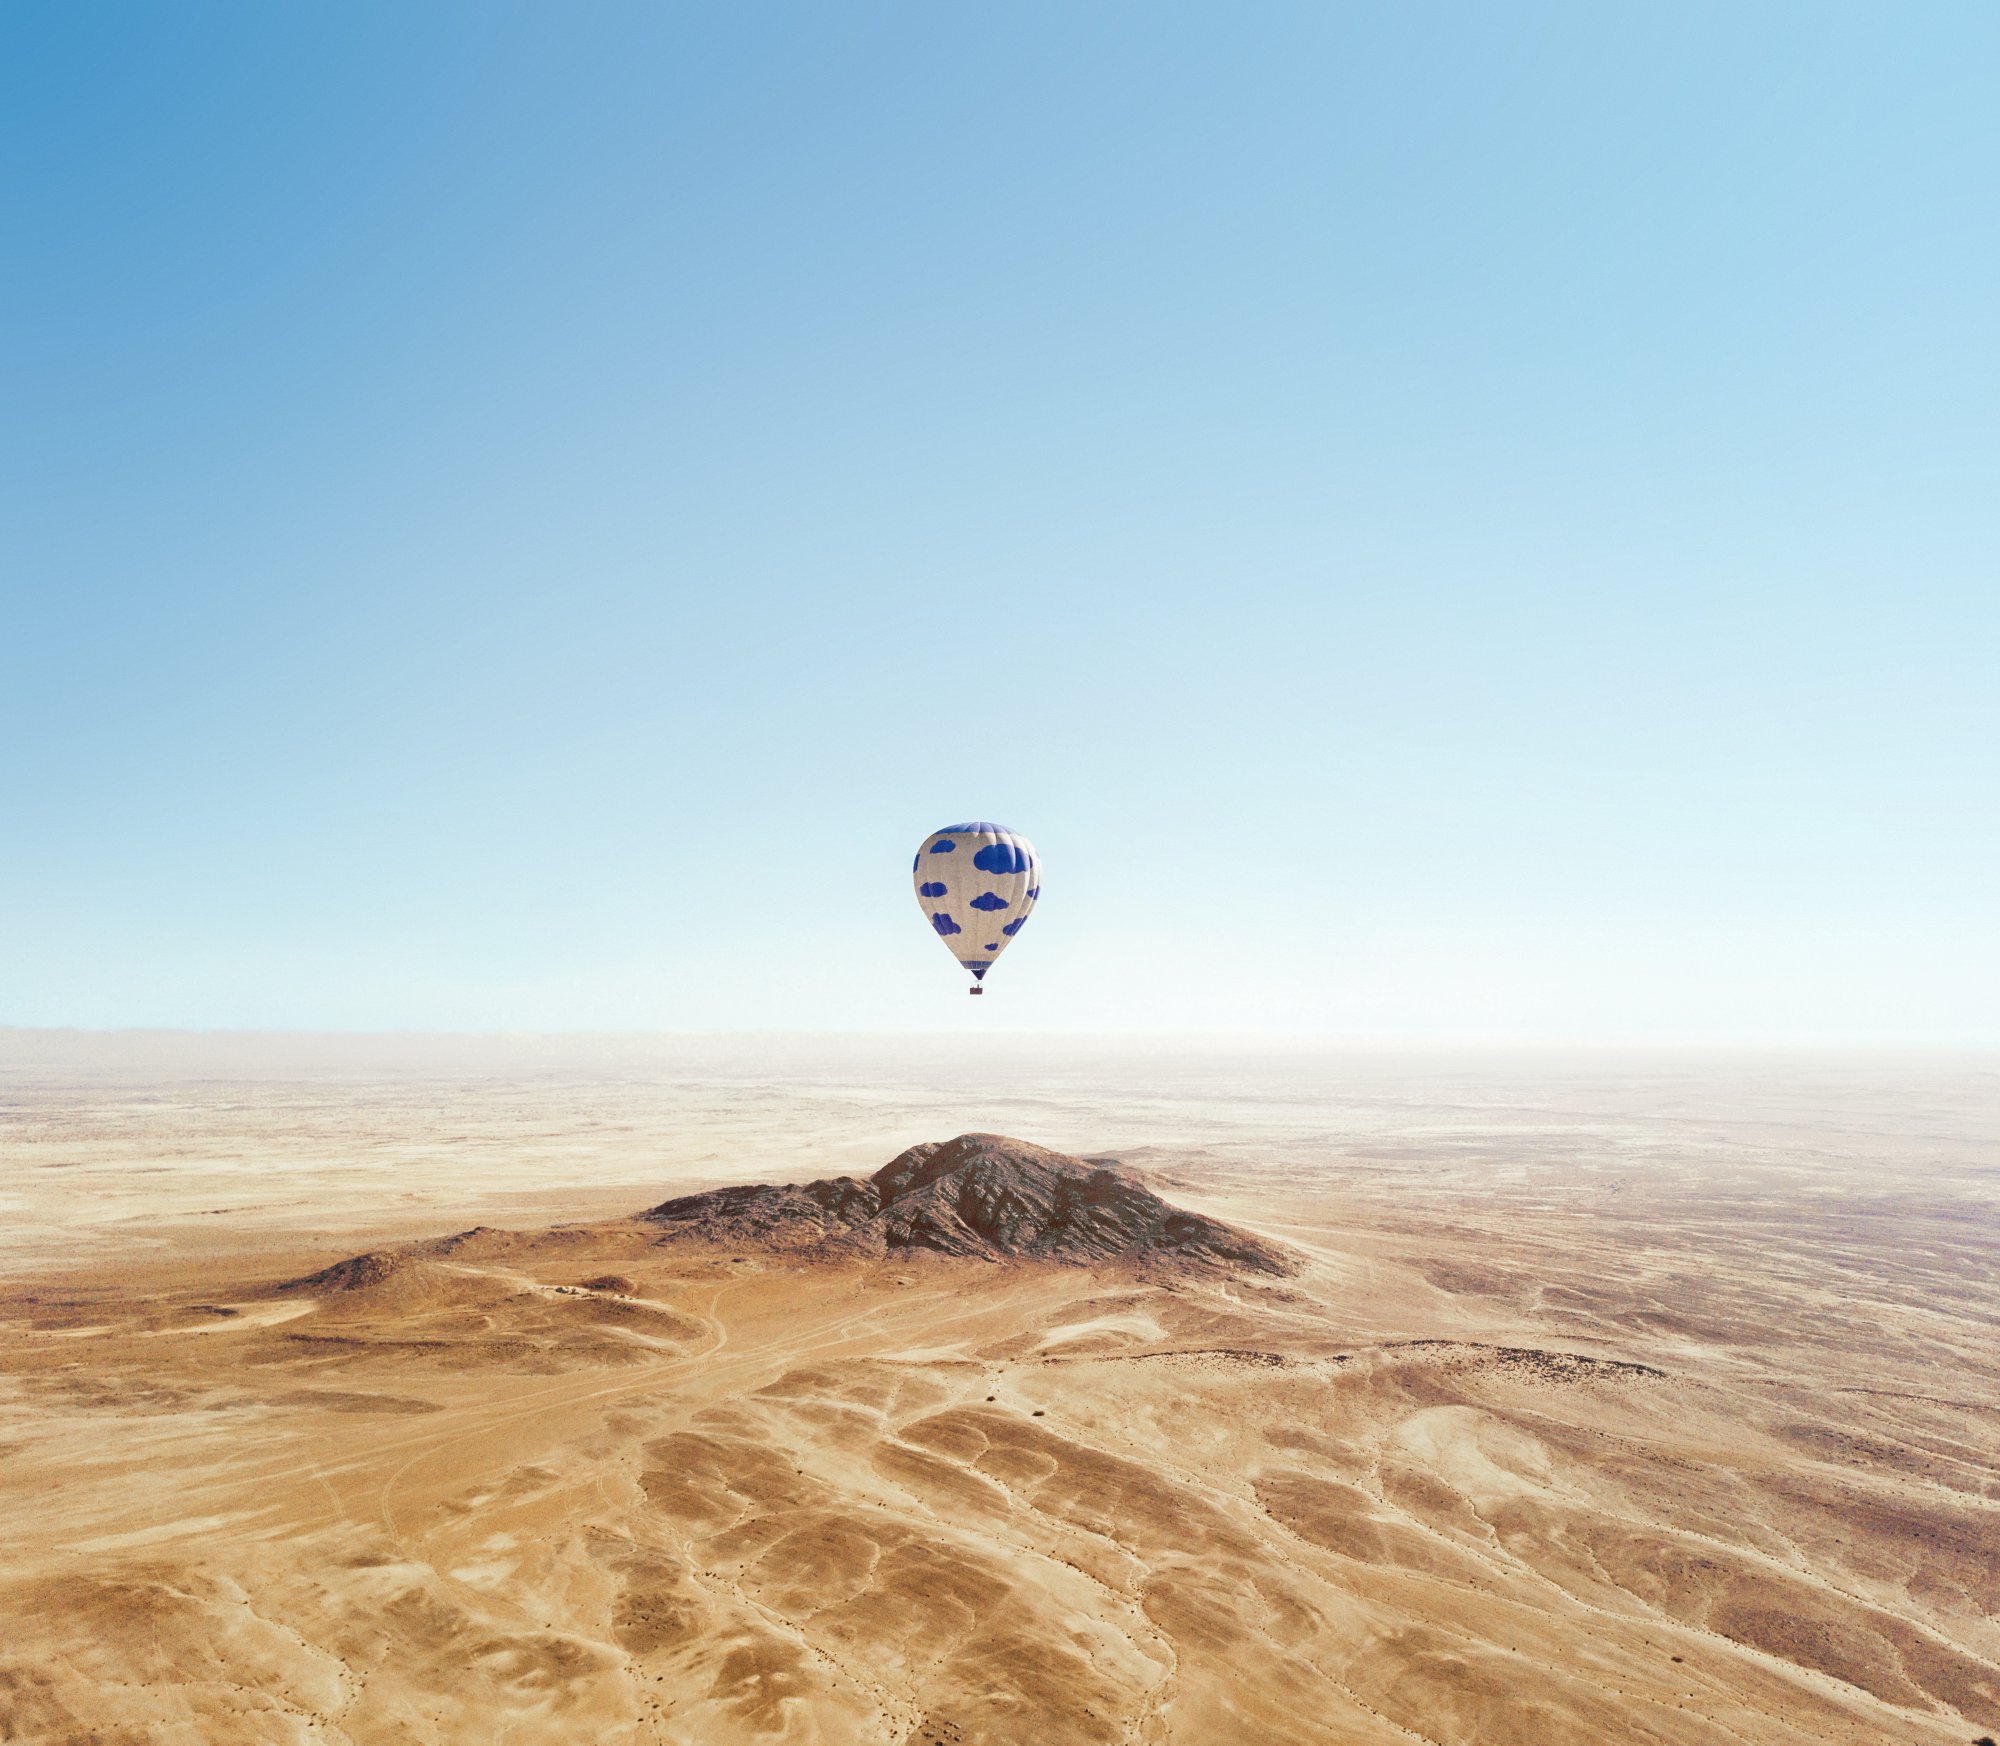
left=973, top=842, right=1032, bottom=875
left=918, top=881, right=947, bottom=897
left=929, top=838, right=957, bottom=853
left=931, top=913, right=961, bottom=936
left=1002, top=917, right=1027, bottom=935
left=968, top=892, right=1009, bottom=911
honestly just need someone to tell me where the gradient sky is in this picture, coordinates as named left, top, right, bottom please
left=3, top=2, right=1995, bottom=1039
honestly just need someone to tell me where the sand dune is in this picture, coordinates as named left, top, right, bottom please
left=1, top=1043, right=1996, bottom=1743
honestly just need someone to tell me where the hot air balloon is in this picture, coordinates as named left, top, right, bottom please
left=912, top=822, right=1040, bottom=994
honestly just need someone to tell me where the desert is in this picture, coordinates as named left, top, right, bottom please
left=13, top=1, right=1995, bottom=1739
left=1, top=1034, right=1996, bottom=1745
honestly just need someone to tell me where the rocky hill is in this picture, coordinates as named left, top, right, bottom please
left=644, top=1132, right=1291, bottom=1272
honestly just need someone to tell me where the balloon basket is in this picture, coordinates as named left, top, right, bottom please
left=968, top=986, right=983, bottom=996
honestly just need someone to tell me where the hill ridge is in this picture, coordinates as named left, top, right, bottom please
left=644, top=1132, right=1292, bottom=1273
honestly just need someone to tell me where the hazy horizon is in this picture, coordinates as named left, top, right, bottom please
left=6, top=1025, right=1999, bottom=1054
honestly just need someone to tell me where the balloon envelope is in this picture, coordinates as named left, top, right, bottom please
left=912, top=822, right=1040, bottom=984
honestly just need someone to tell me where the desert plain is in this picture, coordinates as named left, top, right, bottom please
left=0, top=1032, right=1995, bottom=1745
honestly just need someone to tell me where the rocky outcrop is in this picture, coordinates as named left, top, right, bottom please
left=644, top=1133, right=1291, bottom=1273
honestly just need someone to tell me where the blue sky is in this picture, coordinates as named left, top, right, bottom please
left=3, top=2, right=1995, bottom=1039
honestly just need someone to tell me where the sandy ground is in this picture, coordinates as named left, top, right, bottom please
left=1, top=1034, right=1996, bottom=1744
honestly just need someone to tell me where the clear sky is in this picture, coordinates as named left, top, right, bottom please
left=3, top=3, right=1995, bottom=1040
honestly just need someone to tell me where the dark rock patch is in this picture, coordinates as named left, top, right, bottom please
left=644, top=1133, right=1291, bottom=1274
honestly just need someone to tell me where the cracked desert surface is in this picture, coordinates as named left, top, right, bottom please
left=2, top=1034, right=1996, bottom=1744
